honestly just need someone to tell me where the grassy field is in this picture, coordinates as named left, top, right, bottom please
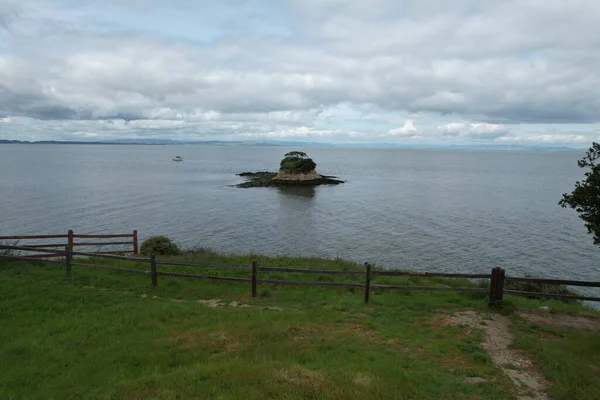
left=1, top=250, right=599, bottom=399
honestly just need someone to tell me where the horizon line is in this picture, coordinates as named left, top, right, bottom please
left=0, top=138, right=587, bottom=151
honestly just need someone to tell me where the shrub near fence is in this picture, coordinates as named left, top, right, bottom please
left=2, top=240, right=600, bottom=306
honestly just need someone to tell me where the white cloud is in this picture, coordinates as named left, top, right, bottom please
left=347, top=131, right=369, bottom=138
left=497, top=133, right=591, bottom=145
left=438, top=122, right=508, bottom=139
left=0, top=117, right=10, bottom=123
left=265, top=126, right=336, bottom=137
left=387, top=120, right=419, bottom=137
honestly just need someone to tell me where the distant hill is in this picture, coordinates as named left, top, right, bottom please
left=0, top=138, right=584, bottom=151
left=0, top=139, right=185, bottom=145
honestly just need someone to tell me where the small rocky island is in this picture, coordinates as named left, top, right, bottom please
left=235, top=151, right=344, bottom=188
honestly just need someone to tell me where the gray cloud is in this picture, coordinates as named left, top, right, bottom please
left=4, top=37, right=598, bottom=124
left=0, top=1, right=19, bottom=30
left=1, top=0, right=600, bottom=144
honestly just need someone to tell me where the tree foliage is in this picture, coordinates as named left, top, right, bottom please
left=279, top=151, right=317, bottom=173
left=284, top=151, right=308, bottom=158
left=559, top=142, right=600, bottom=246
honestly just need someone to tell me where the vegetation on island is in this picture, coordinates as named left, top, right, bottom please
left=560, top=142, right=600, bottom=246
left=235, top=151, right=344, bottom=188
left=279, top=151, right=317, bottom=173
left=1, top=248, right=599, bottom=399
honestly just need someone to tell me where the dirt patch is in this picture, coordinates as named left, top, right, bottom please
left=194, top=298, right=284, bottom=311
left=446, top=311, right=548, bottom=400
left=386, top=338, right=409, bottom=352
left=518, top=311, right=600, bottom=332
left=349, top=322, right=380, bottom=341
left=276, top=366, right=323, bottom=388
left=166, top=329, right=241, bottom=353
left=438, top=354, right=470, bottom=368
left=538, top=331, right=563, bottom=341
left=288, top=322, right=407, bottom=354
left=229, top=301, right=252, bottom=308
left=140, top=295, right=281, bottom=310
left=463, top=377, right=489, bottom=384
left=198, top=299, right=222, bottom=307
left=352, top=372, right=372, bottom=386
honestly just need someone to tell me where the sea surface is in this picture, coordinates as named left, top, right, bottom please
left=1, top=144, right=598, bottom=289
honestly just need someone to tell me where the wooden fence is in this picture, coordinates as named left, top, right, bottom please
left=0, top=230, right=138, bottom=258
left=1, top=243, right=599, bottom=305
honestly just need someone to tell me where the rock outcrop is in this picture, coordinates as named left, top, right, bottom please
left=273, top=169, right=322, bottom=181
left=234, top=172, right=343, bottom=188
left=234, top=151, right=344, bottom=188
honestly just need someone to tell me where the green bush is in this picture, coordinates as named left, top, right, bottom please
left=140, top=236, right=180, bottom=256
left=279, top=151, right=317, bottom=173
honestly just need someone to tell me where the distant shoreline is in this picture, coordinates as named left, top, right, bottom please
left=0, top=140, right=249, bottom=146
left=0, top=140, right=584, bottom=151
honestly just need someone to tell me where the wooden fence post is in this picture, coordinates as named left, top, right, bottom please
left=495, top=268, right=506, bottom=304
left=68, top=230, right=74, bottom=254
left=252, top=260, right=258, bottom=297
left=65, top=245, right=72, bottom=279
left=489, top=267, right=499, bottom=307
left=133, top=230, right=139, bottom=255
left=150, top=255, right=157, bottom=287
left=364, top=262, right=372, bottom=304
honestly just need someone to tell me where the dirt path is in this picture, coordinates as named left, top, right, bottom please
left=447, top=311, right=548, bottom=400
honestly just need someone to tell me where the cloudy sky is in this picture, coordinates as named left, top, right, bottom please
left=0, top=0, right=599, bottom=146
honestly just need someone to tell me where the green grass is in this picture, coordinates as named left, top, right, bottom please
left=0, top=250, right=598, bottom=399
left=510, top=313, right=600, bottom=400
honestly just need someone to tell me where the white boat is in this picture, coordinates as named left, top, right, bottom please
left=172, top=156, right=183, bottom=162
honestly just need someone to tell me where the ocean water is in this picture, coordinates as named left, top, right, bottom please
left=1, top=144, right=598, bottom=289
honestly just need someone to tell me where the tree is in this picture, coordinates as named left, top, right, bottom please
left=284, top=151, right=308, bottom=158
left=279, top=151, right=316, bottom=173
left=559, top=142, right=600, bottom=246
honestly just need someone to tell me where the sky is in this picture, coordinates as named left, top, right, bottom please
left=0, top=0, right=599, bottom=147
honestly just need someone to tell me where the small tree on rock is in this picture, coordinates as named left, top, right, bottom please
left=560, top=142, right=600, bottom=246
left=279, top=151, right=317, bottom=173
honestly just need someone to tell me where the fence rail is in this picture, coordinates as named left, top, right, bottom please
left=1, top=242, right=600, bottom=305
left=369, top=285, right=488, bottom=293
left=259, top=266, right=362, bottom=275
left=154, top=259, right=250, bottom=270
left=503, top=290, right=600, bottom=302
left=505, top=276, right=600, bottom=288
left=71, top=250, right=150, bottom=262
left=0, top=245, right=67, bottom=255
left=374, top=271, right=491, bottom=279
left=71, top=262, right=150, bottom=275
left=0, top=234, right=69, bottom=240
left=0, top=230, right=138, bottom=257
left=0, top=254, right=64, bottom=265
left=157, top=271, right=252, bottom=282
left=72, top=234, right=134, bottom=239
